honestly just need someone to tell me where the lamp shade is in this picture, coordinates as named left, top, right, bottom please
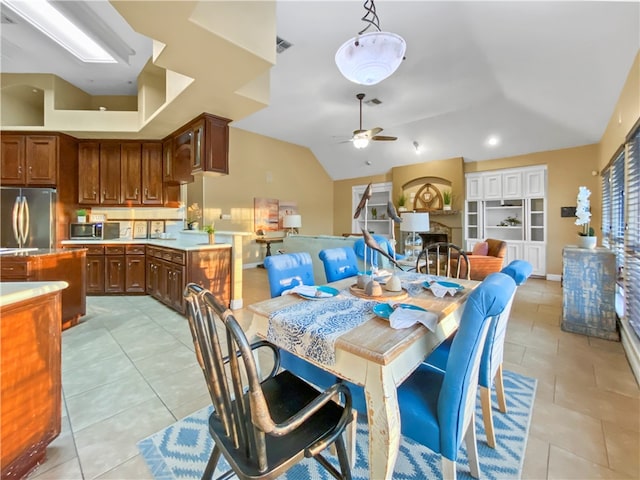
left=335, top=31, right=406, bottom=86
left=283, top=214, right=301, bottom=228
left=400, top=212, right=430, bottom=232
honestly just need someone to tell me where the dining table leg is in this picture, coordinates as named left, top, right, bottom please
left=365, top=364, right=401, bottom=480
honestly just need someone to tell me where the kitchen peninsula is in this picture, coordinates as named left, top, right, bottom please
left=62, top=230, right=250, bottom=312
left=0, top=281, right=67, bottom=479
left=0, top=248, right=86, bottom=329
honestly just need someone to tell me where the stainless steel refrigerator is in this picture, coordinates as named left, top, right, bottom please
left=1, top=187, right=56, bottom=249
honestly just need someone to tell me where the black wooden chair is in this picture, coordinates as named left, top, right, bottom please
left=183, top=283, right=353, bottom=480
left=416, top=242, right=471, bottom=279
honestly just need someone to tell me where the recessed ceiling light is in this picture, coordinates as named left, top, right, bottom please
left=486, top=135, right=500, bottom=147
left=1, top=0, right=116, bottom=63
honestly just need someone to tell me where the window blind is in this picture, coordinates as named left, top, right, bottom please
left=611, top=151, right=625, bottom=272
left=626, top=127, right=640, bottom=337
left=602, top=168, right=612, bottom=248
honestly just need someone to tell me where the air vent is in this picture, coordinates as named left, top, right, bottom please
left=365, top=98, right=382, bottom=106
left=1, top=13, right=16, bottom=24
left=276, top=36, right=293, bottom=54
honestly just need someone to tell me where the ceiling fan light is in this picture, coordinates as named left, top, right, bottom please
left=353, top=135, right=370, bottom=149
left=335, top=31, right=406, bottom=86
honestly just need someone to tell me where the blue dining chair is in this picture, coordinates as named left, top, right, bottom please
left=353, top=234, right=404, bottom=268
left=424, top=260, right=533, bottom=448
left=319, top=247, right=360, bottom=282
left=345, top=273, right=516, bottom=478
left=262, top=252, right=337, bottom=390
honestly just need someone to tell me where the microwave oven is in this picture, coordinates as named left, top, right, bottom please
left=70, top=222, right=120, bottom=240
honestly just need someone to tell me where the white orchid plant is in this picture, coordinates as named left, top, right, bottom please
left=575, top=186, right=595, bottom=236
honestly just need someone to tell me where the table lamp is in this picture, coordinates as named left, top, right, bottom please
left=400, top=212, right=430, bottom=259
left=283, top=214, right=301, bottom=235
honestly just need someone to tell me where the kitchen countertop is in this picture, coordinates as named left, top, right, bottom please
left=61, top=239, right=232, bottom=251
left=0, top=281, right=68, bottom=307
left=0, top=248, right=86, bottom=257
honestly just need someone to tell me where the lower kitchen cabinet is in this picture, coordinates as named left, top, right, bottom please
left=66, top=243, right=230, bottom=313
left=0, top=248, right=86, bottom=329
left=126, top=245, right=146, bottom=293
left=105, top=246, right=125, bottom=293
left=146, top=245, right=231, bottom=313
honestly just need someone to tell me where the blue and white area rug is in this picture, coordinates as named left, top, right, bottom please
left=138, top=370, right=536, bottom=480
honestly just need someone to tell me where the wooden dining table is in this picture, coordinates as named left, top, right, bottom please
left=246, top=273, right=479, bottom=480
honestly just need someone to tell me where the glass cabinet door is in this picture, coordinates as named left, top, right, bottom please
left=466, top=201, right=481, bottom=240
left=528, top=197, right=545, bottom=242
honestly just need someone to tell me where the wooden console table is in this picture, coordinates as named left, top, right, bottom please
left=256, top=237, right=284, bottom=268
left=562, top=246, right=619, bottom=340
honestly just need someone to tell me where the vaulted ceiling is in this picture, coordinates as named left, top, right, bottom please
left=1, top=1, right=638, bottom=180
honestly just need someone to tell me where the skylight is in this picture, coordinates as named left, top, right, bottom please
left=1, top=0, right=116, bottom=63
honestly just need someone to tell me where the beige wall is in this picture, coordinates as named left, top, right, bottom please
left=190, top=128, right=334, bottom=264
left=599, top=51, right=640, bottom=169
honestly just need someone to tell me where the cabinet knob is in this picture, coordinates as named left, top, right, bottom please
left=92, top=190, right=97, bottom=198
left=17, top=165, right=22, bottom=174
left=135, top=188, right=139, bottom=196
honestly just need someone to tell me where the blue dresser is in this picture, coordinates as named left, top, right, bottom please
left=562, top=246, right=619, bottom=340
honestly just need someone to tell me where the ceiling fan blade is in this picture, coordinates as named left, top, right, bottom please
left=372, top=135, right=397, bottom=141
left=365, top=127, right=383, bottom=137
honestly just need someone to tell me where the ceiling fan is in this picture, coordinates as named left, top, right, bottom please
left=348, top=93, right=397, bottom=149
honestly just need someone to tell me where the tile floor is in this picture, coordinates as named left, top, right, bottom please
left=28, top=268, right=639, bottom=479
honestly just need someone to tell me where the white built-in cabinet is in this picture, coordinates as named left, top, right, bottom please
left=352, top=182, right=392, bottom=237
left=465, top=166, right=547, bottom=276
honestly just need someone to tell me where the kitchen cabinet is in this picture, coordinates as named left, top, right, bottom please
left=351, top=182, right=393, bottom=237
left=141, top=143, right=163, bottom=205
left=84, top=245, right=105, bottom=294
left=121, top=143, right=142, bottom=204
left=0, top=248, right=86, bottom=329
left=99, top=143, right=121, bottom=205
left=78, top=142, right=101, bottom=204
left=524, top=169, right=546, bottom=197
left=1, top=135, right=57, bottom=186
left=79, top=141, right=164, bottom=206
left=78, top=142, right=121, bottom=205
left=104, top=246, right=125, bottom=293
left=164, top=112, right=230, bottom=182
left=125, top=245, right=146, bottom=293
left=1, top=285, right=63, bottom=480
left=146, top=245, right=231, bottom=313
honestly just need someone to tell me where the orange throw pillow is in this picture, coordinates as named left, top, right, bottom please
left=472, top=241, right=489, bottom=256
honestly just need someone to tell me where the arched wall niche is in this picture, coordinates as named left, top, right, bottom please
left=401, top=176, right=452, bottom=212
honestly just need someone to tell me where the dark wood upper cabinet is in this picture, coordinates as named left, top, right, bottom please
left=78, top=142, right=100, bottom=204
left=26, top=136, right=57, bottom=185
left=203, top=115, right=230, bottom=174
left=1, top=134, right=57, bottom=186
left=121, top=143, right=142, bottom=205
left=142, top=143, right=163, bottom=205
left=0, top=135, right=26, bottom=185
left=99, top=143, right=121, bottom=205
left=163, top=113, right=230, bottom=183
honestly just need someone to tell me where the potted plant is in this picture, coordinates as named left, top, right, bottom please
left=398, top=193, right=407, bottom=212
left=204, top=224, right=215, bottom=244
left=442, top=189, right=452, bottom=210
left=371, top=207, right=377, bottom=219
left=575, top=186, right=596, bottom=248
left=76, top=209, right=87, bottom=223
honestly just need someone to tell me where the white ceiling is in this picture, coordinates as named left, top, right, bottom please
left=1, top=1, right=639, bottom=181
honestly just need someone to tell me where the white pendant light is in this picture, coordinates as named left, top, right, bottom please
left=335, top=0, right=406, bottom=86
